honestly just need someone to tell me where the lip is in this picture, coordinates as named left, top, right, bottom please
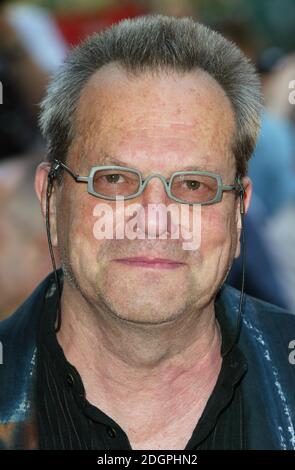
left=112, top=256, right=186, bottom=269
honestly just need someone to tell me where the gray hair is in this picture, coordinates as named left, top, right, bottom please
left=39, top=14, right=263, bottom=176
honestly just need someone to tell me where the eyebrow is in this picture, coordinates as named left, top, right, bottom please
left=97, top=154, right=218, bottom=173
left=99, top=155, right=133, bottom=167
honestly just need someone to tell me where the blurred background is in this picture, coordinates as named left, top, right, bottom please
left=1, top=0, right=295, bottom=319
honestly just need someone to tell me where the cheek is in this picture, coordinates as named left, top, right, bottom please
left=58, top=191, right=107, bottom=268
left=200, top=205, right=238, bottom=255
left=188, top=206, right=238, bottom=290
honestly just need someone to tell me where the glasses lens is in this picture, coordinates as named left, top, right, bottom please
left=92, top=169, right=140, bottom=197
left=171, top=173, right=218, bottom=203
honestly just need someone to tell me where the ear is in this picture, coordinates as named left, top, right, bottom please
left=35, top=162, right=58, bottom=247
left=234, top=176, right=252, bottom=259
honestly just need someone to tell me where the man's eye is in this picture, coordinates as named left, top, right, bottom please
left=183, top=179, right=201, bottom=191
left=104, top=174, right=124, bottom=184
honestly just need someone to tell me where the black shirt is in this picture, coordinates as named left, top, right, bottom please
left=36, top=275, right=248, bottom=450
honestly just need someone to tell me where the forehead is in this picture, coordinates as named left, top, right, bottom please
left=72, top=63, right=236, bottom=173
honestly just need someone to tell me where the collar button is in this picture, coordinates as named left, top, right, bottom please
left=107, top=427, right=117, bottom=438
left=66, top=373, right=75, bottom=386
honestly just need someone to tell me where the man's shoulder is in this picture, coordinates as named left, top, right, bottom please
left=0, top=272, right=53, bottom=343
left=221, top=284, right=295, bottom=449
left=222, top=282, right=295, bottom=324
left=221, top=283, right=295, bottom=364
left=0, top=272, right=54, bottom=425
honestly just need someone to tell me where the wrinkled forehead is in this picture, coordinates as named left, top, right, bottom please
left=70, top=63, right=237, bottom=173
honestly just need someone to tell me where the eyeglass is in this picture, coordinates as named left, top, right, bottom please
left=51, top=159, right=241, bottom=205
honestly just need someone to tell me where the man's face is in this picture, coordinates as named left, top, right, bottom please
left=52, top=65, right=249, bottom=324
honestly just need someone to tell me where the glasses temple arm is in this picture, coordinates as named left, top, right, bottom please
left=52, top=159, right=81, bottom=181
left=222, top=184, right=239, bottom=191
left=222, top=177, right=244, bottom=192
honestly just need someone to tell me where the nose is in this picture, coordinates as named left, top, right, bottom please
left=136, top=175, right=176, bottom=238
left=141, top=174, right=169, bottom=204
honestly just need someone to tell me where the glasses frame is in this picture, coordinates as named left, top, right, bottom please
left=52, top=159, right=241, bottom=206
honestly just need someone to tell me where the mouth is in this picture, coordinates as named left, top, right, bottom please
left=112, top=256, right=186, bottom=269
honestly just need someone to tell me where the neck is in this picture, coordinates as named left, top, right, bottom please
left=57, top=280, right=222, bottom=447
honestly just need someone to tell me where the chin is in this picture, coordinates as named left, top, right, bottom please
left=100, top=288, right=187, bottom=325
left=111, top=308, right=183, bottom=325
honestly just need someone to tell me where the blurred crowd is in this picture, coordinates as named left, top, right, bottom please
left=1, top=0, right=295, bottom=319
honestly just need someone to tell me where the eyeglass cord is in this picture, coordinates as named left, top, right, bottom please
left=46, top=169, right=62, bottom=332
left=221, top=207, right=246, bottom=358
